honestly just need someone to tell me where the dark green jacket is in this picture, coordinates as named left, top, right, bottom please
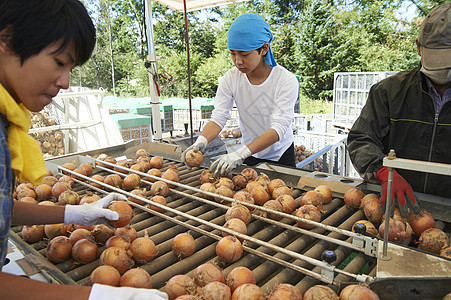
left=347, top=66, right=451, bottom=198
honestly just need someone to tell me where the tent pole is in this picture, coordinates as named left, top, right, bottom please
left=183, top=0, right=194, bottom=145
left=145, top=0, right=163, bottom=141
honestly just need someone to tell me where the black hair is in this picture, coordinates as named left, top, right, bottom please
left=0, top=0, right=96, bottom=66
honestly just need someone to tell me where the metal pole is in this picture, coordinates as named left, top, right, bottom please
left=145, top=0, right=163, bottom=141
left=183, top=0, right=194, bottom=145
left=382, top=149, right=396, bottom=259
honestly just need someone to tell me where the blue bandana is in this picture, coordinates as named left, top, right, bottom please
left=227, top=13, right=277, bottom=67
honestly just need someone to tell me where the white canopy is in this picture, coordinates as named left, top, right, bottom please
left=153, top=0, right=248, bottom=12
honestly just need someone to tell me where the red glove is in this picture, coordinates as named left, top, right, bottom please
left=376, top=167, right=421, bottom=218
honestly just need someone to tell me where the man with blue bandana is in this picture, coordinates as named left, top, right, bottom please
left=182, top=13, right=299, bottom=177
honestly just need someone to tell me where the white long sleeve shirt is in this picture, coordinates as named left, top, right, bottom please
left=211, top=65, right=299, bottom=161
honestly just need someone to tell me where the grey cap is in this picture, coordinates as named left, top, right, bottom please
left=418, top=3, right=451, bottom=70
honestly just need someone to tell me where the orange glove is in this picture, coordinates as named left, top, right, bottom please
left=376, top=167, right=421, bottom=218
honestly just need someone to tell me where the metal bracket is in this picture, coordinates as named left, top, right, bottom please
left=352, top=234, right=379, bottom=258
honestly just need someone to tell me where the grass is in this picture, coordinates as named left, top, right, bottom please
left=298, top=93, right=334, bottom=115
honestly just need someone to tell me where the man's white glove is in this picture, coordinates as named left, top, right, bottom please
left=210, top=146, right=252, bottom=177
left=64, top=193, right=126, bottom=226
left=89, top=283, right=168, bottom=300
left=181, top=135, right=208, bottom=168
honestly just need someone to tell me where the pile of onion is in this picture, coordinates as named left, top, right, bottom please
left=407, top=210, right=436, bottom=236
left=339, top=284, right=380, bottom=300
left=418, top=228, right=450, bottom=254
left=172, top=232, right=196, bottom=259
left=268, top=283, right=303, bottom=300
left=193, top=263, right=225, bottom=287
left=216, top=236, right=242, bottom=263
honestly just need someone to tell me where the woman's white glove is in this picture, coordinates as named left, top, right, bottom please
left=64, top=193, right=126, bottom=226
left=210, top=146, right=252, bottom=177
left=88, top=283, right=168, bottom=300
left=181, top=135, right=208, bottom=168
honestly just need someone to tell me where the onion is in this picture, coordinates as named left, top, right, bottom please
left=203, top=281, right=231, bottom=300
left=147, top=168, right=162, bottom=183
left=303, top=285, right=338, bottom=299
left=271, top=185, right=292, bottom=200
left=150, top=156, right=164, bottom=169
left=268, top=283, right=302, bottom=300
left=262, top=200, right=284, bottom=220
left=255, top=173, right=270, bottom=188
left=136, top=149, right=149, bottom=159
left=59, top=175, right=75, bottom=187
left=295, top=204, right=321, bottom=229
left=123, top=174, right=141, bottom=191
left=120, top=268, right=153, bottom=288
left=184, top=149, right=204, bottom=167
left=51, top=182, right=70, bottom=198
left=215, top=177, right=234, bottom=190
left=363, top=199, right=383, bottom=223
left=18, top=197, right=37, bottom=204
left=71, top=167, right=88, bottom=180
left=115, top=225, right=137, bottom=242
left=43, top=175, right=58, bottom=187
left=339, top=284, right=380, bottom=300
left=108, top=201, right=133, bottom=228
left=105, top=236, right=131, bottom=250
left=233, top=191, right=255, bottom=211
left=62, top=162, right=76, bottom=174
left=193, top=263, right=225, bottom=287
left=35, top=184, right=52, bottom=201
left=44, top=223, right=65, bottom=239
left=89, top=265, right=121, bottom=286
left=165, top=274, right=195, bottom=300
left=114, top=160, right=131, bottom=174
left=79, top=163, right=93, bottom=176
left=239, top=168, right=256, bottom=182
left=275, top=195, right=296, bottom=214
left=300, top=190, right=323, bottom=209
left=58, top=190, right=80, bottom=205
left=130, top=235, right=158, bottom=264
left=214, top=186, right=234, bottom=203
left=200, top=170, right=216, bottom=184
left=162, top=167, right=180, bottom=186
left=223, top=218, right=247, bottom=240
left=16, top=182, right=34, bottom=193
left=150, top=181, right=169, bottom=197
left=267, top=179, right=285, bottom=195
left=104, top=174, right=122, bottom=189
left=137, top=160, right=152, bottom=173
left=407, top=210, right=436, bottom=236
left=17, top=187, right=36, bottom=200
left=99, top=246, right=134, bottom=274
left=418, top=228, right=450, bottom=254
left=130, top=163, right=144, bottom=173
left=148, top=195, right=167, bottom=213
left=128, top=188, right=146, bottom=205
left=231, top=283, right=265, bottom=300
left=314, top=185, right=333, bottom=205
left=245, top=181, right=261, bottom=193
left=72, top=238, right=98, bottom=264
left=343, top=188, right=365, bottom=209
left=440, top=246, right=451, bottom=259
left=383, top=207, right=406, bottom=223
left=216, top=236, right=242, bottom=263
left=46, top=236, right=72, bottom=263
left=360, top=193, right=379, bottom=209
left=232, top=174, right=248, bottom=190
left=39, top=200, right=56, bottom=206
left=225, top=204, right=251, bottom=224
left=352, top=220, right=378, bottom=235
left=379, top=218, right=412, bottom=245
left=101, top=156, right=117, bottom=168
left=226, top=266, right=256, bottom=293
left=79, top=193, right=101, bottom=205
left=200, top=183, right=216, bottom=200
left=92, top=224, right=115, bottom=245
left=249, top=184, right=270, bottom=206
left=69, top=228, right=92, bottom=244
left=172, top=232, right=196, bottom=259
left=21, top=225, right=45, bottom=243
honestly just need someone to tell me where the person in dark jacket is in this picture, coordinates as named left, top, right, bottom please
left=347, top=3, right=451, bottom=217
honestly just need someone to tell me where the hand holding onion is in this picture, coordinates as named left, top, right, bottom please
left=64, top=192, right=126, bottom=226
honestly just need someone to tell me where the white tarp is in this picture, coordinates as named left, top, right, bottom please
left=153, top=0, right=248, bottom=12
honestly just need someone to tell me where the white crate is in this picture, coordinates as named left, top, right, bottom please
left=309, top=113, right=334, bottom=133
left=292, top=113, right=308, bottom=132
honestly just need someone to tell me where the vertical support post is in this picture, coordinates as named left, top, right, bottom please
left=381, top=149, right=396, bottom=259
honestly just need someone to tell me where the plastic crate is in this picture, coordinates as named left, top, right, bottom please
left=292, top=113, right=308, bottom=133
left=309, top=114, right=334, bottom=133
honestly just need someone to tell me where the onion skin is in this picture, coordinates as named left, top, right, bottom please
left=343, top=188, right=365, bottom=209
left=407, top=210, right=436, bottom=236
left=418, top=228, right=450, bottom=254
left=379, top=218, right=412, bottom=245
left=216, top=236, right=243, bottom=263
left=226, top=266, right=256, bottom=293
left=120, top=268, right=153, bottom=289
left=339, top=284, right=380, bottom=300
left=165, top=274, right=195, bottom=300
left=440, top=246, right=451, bottom=259
left=92, top=224, right=115, bottom=245
left=363, top=199, right=383, bottom=223
left=58, top=190, right=80, bottom=205
left=130, top=236, right=158, bottom=264
left=193, top=263, right=225, bottom=287
left=203, top=281, right=231, bottom=300
left=46, top=236, right=73, bottom=263
left=231, top=283, right=266, bottom=300
left=99, top=246, right=134, bottom=274
left=303, top=285, right=338, bottom=299
left=172, top=233, right=196, bottom=259
left=268, top=283, right=303, bottom=300
left=89, top=265, right=121, bottom=286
